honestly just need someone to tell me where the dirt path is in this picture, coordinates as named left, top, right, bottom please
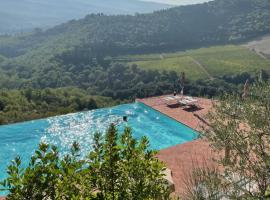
left=244, top=35, right=270, bottom=60
left=254, top=50, right=268, bottom=60
left=191, top=57, right=214, bottom=80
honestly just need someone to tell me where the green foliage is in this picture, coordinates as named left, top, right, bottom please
left=0, top=87, right=117, bottom=125
left=89, top=125, right=170, bottom=199
left=202, top=81, right=270, bottom=199
left=128, top=55, right=209, bottom=81
left=0, top=0, right=269, bottom=94
left=0, top=57, right=264, bottom=125
left=0, top=0, right=269, bottom=107
left=0, top=0, right=269, bottom=125
left=1, top=142, right=93, bottom=200
left=1, top=0, right=270, bottom=58
left=2, top=125, right=170, bottom=200
left=0, top=55, right=5, bottom=63
left=1, top=61, right=181, bottom=100
left=0, top=60, right=249, bottom=125
left=126, top=45, right=270, bottom=80
left=182, top=165, right=226, bottom=200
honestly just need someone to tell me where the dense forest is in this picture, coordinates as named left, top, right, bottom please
left=0, top=88, right=117, bottom=125
left=0, top=0, right=269, bottom=123
left=0, top=61, right=261, bottom=125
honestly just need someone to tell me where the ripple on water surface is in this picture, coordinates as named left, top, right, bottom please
left=0, top=102, right=198, bottom=187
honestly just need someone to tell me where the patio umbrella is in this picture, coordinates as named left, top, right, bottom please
left=242, top=79, right=249, bottom=99
left=180, top=88, right=184, bottom=96
left=180, top=72, right=185, bottom=96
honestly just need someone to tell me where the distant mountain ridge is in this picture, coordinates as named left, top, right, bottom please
left=1, top=0, right=269, bottom=58
left=141, top=0, right=210, bottom=6
left=0, top=0, right=171, bottom=34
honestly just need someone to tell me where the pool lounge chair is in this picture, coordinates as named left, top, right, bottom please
left=179, top=97, right=201, bottom=111
left=166, top=101, right=181, bottom=108
left=178, top=97, right=197, bottom=105
left=163, top=95, right=183, bottom=101
left=163, top=96, right=175, bottom=101
left=178, top=99, right=189, bottom=106
left=163, top=96, right=182, bottom=108
left=164, top=96, right=198, bottom=108
left=186, top=96, right=198, bottom=102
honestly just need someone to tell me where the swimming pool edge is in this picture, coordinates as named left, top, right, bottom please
left=135, top=100, right=202, bottom=137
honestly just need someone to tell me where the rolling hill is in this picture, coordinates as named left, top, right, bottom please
left=0, top=0, right=269, bottom=94
left=0, top=0, right=171, bottom=34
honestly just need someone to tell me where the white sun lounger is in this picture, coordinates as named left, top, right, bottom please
left=163, top=95, right=183, bottom=101
left=164, top=95, right=198, bottom=107
left=163, top=96, right=175, bottom=101
left=178, top=99, right=190, bottom=105
left=178, top=98, right=198, bottom=106
left=186, top=96, right=197, bottom=102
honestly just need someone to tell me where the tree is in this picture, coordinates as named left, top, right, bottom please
left=182, top=163, right=226, bottom=200
left=0, top=99, right=5, bottom=111
left=1, top=142, right=92, bottom=200
left=201, top=82, right=270, bottom=199
left=89, top=124, right=170, bottom=199
left=259, top=70, right=269, bottom=82
left=0, top=88, right=116, bottom=125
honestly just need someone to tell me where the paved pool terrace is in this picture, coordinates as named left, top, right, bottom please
left=137, top=95, right=220, bottom=196
left=137, top=95, right=213, bottom=132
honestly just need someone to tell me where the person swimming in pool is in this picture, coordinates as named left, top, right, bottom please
left=112, top=116, right=128, bottom=126
left=123, top=116, right=128, bottom=122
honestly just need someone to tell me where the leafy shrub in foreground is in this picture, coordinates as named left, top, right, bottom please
left=1, top=124, right=170, bottom=200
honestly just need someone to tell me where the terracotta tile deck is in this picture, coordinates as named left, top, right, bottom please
left=158, top=140, right=219, bottom=196
left=137, top=95, right=220, bottom=197
left=137, top=95, right=214, bottom=132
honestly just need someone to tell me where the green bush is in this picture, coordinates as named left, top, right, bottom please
left=1, top=124, right=170, bottom=200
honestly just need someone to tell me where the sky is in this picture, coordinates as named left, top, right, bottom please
left=141, top=0, right=210, bottom=5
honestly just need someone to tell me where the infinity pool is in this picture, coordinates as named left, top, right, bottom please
left=0, top=102, right=198, bottom=182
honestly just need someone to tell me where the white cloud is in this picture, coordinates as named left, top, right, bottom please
left=141, top=0, right=209, bottom=5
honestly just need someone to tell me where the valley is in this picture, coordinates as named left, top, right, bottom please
left=0, top=0, right=269, bottom=124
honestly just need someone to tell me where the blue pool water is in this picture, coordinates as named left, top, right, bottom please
left=0, top=102, right=198, bottom=183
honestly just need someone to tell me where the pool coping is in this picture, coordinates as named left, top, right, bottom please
left=135, top=95, right=214, bottom=150
left=136, top=100, right=201, bottom=134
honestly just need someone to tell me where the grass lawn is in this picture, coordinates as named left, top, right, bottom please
left=120, top=45, right=270, bottom=80
left=128, top=55, right=209, bottom=81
